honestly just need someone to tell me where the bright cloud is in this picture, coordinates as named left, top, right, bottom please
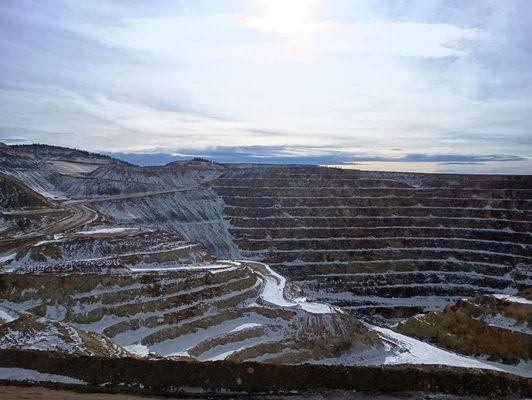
left=0, top=0, right=530, bottom=172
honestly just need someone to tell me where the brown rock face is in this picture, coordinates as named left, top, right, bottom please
left=397, top=294, right=531, bottom=364
left=0, top=172, right=51, bottom=210
left=0, top=314, right=132, bottom=357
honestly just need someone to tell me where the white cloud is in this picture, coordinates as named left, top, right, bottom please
left=0, top=0, right=530, bottom=166
left=86, top=14, right=482, bottom=61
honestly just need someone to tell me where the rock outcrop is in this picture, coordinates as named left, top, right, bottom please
left=0, top=313, right=132, bottom=357
left=0, top=172, right=51, bottom=210
left=397, top=292, right=531, bottom=364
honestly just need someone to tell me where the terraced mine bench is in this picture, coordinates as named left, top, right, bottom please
left=209, top=165, right=532, bottom=323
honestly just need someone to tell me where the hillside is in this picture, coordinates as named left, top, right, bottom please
left=0, top=208, right=380, bottom=364
left=397, top=290, right=531, bottom=364
left=0, top=172, right=51, bottom=210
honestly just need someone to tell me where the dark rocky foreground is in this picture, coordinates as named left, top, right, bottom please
left=0, top=349, right=530, bottom=398
left=0, top=385, right=519, bottom=400
left=0, top=386, right=173, bottom=400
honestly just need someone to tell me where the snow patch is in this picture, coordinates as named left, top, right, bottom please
left=248, top=261, right=335, bottom=314
left=45, top=305, right=67, bottom=321
left=124, top=343, right=151, bottom=357
left=0, top=367, right=86, bottom=384
left=128, top=262, right=233, bottom=272
left=492, top=294, right=532, bottom=305
left=230, top=323, right=263, bottom=333
left=0, top=253, right=16, bottom=265
left=78, top=227, right=138, bottom=235
left=0, top=307, right=18, bottom=323
left=367, top=325, right=532, bottom=378
left=33, top=239, right=63, bottom=247
left=475, top=314, right=531, bottom=335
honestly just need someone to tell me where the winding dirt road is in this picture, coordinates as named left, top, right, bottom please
left=0, top=187, right=203, bottom=253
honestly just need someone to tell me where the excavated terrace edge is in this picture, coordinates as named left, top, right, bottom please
left=0, top=349, right=530, bottom=398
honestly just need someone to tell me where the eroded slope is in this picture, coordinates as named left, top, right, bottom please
left=397, top=291, right=531, bottom=364
left=0, top=313, right=131, bottom=358
left=0, top=226, right=379, bottom=364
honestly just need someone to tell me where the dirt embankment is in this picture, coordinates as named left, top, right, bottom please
left=0, top=350, right=530, bottom=398
left=0, top=385, right=177, bottom=400
left=397, top=295, right=531, bottom=364
left=0, top=384, right=512, bottom=400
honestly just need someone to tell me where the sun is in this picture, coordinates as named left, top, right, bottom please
left=263, top=0, right=312, bottom=33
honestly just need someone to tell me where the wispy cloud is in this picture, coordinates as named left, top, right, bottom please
left=0, top=0, right=530, bottom=173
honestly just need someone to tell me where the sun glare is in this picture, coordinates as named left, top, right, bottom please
left=263, top=0, right=312, bottom=33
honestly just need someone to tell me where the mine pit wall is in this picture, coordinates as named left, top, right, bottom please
left=94, top=188, right=241, bottom=258
left=0, top=173, right=51, bottom=210
left=0, top=350, right=530, bottom=397
left=0, top=267, right=272, bottom=354
left=209, top=166, right=532, bottom=322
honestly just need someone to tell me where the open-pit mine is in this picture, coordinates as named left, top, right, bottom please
left=0, top=144, right=530, bottom=398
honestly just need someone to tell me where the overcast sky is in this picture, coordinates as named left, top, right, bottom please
left=0, top=0, right=531, bottom=171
